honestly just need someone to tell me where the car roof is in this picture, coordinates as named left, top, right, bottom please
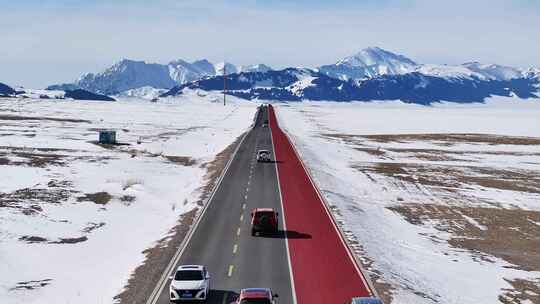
left=258, top=149, right=270, bottom=153
left=177, top=265, right=204, bottom=271
left=240, top=288, right=271, bottom=299
left=351, top=298, right=383, bottom=304
left=254, top=208, right=276, bottom=212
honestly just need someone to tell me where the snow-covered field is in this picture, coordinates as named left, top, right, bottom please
left=275, top=97, right=540, bottom=304
left=0, top=93, right=257, bottom=304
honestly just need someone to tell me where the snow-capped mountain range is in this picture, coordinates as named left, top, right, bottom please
left=318, top=47, right=529, bottom=82
left=160, top=47, right=539, bottom=103
left=161, top=68, right=539, bottom=104
left=44, top=47, right=540, bottom=104
left=48, top=59, right=273, bottom=96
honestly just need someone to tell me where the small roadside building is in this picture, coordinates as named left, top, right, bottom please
left=98, top=129, right=117, bottom=144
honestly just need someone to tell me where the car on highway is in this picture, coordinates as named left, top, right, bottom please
left=347, top=297, right=383, bottom=304
left=234, top=288, right=278, bottom=304
left=251, top=208, right=279, bottom=236
left=169, top=265, right=210, bottom=302
left=261, top=122, right=268, bottom=128
left=257, top=150, right=271, bottom=162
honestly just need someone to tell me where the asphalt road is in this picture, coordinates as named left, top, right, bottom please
left=149, top=106, right=294, bottom=304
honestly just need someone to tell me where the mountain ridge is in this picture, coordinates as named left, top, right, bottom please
left=161, top=67, right=540, bottom=104
left=48, top=59, right=273, bottom=95
left=46, top=47, right=540, bottom=104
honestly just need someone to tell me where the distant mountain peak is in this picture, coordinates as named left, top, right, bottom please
left=337, top=47, right=417, bottom=67
left=239, top=64, right=273, bottom=73
left=214, top=62, right=238, bottom=75
left=319, top=47, right=418, bottom=80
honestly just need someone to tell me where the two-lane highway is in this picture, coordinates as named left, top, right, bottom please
left=148, top=106, right=294, bottom=304
left=147, top=104, right=375, bottom=304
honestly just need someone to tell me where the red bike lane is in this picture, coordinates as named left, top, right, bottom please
left=268, top=105, right=373, bottom=304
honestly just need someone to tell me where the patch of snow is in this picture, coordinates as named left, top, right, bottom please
left=0, top=166, right=50, bottom=193
left=288, top=72, right=317, bottom=96
left=238, top=64, right=272, bottom=73
left=214, top=62, right=238, bottom=75
left=115, top=86, right=166, bottom=100
left=463, top=62, right=523, bottom=81
left=15, top=88, right=65, bottom=99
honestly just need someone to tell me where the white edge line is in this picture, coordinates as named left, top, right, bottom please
left=269, top=106, right=298, bottom=304
left=271, top=105, right=379, bottom=299
left=146, top=107, right=259, bottom=304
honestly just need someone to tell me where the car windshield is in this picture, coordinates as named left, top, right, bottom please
left=174, top=270, right=203, bottom=281
left=240, top=299, right=272, bottom=304
left=256, top=211, right=275, bottom=218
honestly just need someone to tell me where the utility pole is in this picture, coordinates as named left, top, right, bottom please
left=223, top=64, right=226, bottom=106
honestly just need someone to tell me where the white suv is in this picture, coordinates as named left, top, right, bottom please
left=257, top=150, right=271, bottom=162
left=169, top=265, right=210, bottom=302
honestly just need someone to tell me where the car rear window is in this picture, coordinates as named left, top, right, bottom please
left=255, top=211, right=275, bottom=218
left=174, top=270, right=203, bottom=281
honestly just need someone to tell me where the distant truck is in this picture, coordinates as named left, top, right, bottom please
left=257, top=150, right=271, bottom=162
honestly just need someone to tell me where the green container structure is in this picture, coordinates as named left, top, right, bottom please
left=98, top=130, right=116, bottom=144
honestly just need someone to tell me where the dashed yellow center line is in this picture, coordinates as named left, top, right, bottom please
left=233, top=244, right=238, bottom=254
left=227, top=265, right=234, bottom=277
left=236, top=227, right=241, bottom=236
left=240, top=214, right=244, bottom=221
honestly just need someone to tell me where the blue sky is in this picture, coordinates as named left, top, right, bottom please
left=1, top=0, right=539, bottom=87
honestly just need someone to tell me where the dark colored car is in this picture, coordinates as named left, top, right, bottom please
left=250, top=208, right=279, bottom=236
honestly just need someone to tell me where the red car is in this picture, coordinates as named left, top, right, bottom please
left=250, top=208, right=279, bottom=236
left=234, top=288, right=278, bottom=304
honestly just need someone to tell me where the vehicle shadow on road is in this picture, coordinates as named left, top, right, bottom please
left=262, top=230, right=312, bottom=239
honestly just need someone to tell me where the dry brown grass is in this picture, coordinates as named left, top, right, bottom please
left=0, top=187, right=71, bottom=215
left=389, top=203, right=540, bottom=303
left=77, top=192, right=112, bottom=205
left=9, top=279, right=52, bottom=291
left=354, top=162, right=540, bottom=194
left=0, top=150, right=67, bottom=167
left=355, top=133, right=540, bottom=146
left=163, top=155, right=197, bottom=166
left=389, top=204, right=540, bottom=271
left=500, top=278, right=540, bottom=304
left=0, top=114, right=90, bottom=123
left=326, top=132, right=540, bottom=301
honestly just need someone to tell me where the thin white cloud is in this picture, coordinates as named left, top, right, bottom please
left=0, top=0, right=538, bottom=87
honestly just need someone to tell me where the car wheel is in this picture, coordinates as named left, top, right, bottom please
left=251, top=229, right=256, bottom=236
